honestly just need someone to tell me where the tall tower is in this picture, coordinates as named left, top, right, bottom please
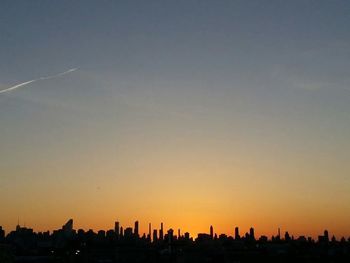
left=159, top=223, right=164, bottom=240
left=249, top=227, right=255, bottom=240
left=278, top=228, right=281, bottom=238
left=115, top=221, right=120, bottom=236
left=210, top=225, right=214, bottom=239
left=168, top=229, right=174, bottom=243
left=235, top=227, right=240, bottom=240
left=134, top=221, right=139, bottom=237
left=324, top=230, right=329, bottom=242
left=148, top=223, right=152, bottom=241
left=120, top=226, right=124, bottom=237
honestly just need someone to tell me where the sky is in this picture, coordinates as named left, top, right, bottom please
left=0, top=0, right=350, bottom=239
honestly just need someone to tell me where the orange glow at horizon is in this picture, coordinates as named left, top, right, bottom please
left=3, top=212, right=349, bottom=240
left=1, top=137, right=350, bottom=239
left=1, top=0, right=350, bottom=248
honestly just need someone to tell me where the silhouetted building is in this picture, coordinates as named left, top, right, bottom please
left=298, top=236, right=307, bottom=242
left=167, top=229, right=174, bottom=243
left=219, top=234, right=227, bottom=240
left=331, top=235, right=336, bottom=242
left=98, top=230, right=106, bottom=239
left=210, top=225, right=214, bottom=239
left=62, top=219, right=73, bottom=232
left=106, top=229, right=114, bottom=239
left=120, top=226, right=124, bottom=237
left=0, top=226, right=4, bottom=240
left=124, top=227, right=133, bottom=238
left=134, top=221, right=139, bottom=237
left=250, top=227, right=255, bottom=240
left=114, top=221, right=120, bottom=236
left=197, top=233, right=211, bottom=242
left=319, top=229, right=330, bottom=243
left=285, top=231, right=291, bottom=241
left=278, top=228, right=281, bottom=239
left=159, top=223, right=164, bottom=240
left=235, top=227, right=240, bottom=240
left=153, top=229, right=158, bottom=242
left=77, top=229, right=85, bottom=238
left=148, top=223, right=151, bottom=241
left=61, top=219, right=74, bottom=239
left=324, top=230, right=329, bottom=242
left=259, top=235, right=268, bottom=242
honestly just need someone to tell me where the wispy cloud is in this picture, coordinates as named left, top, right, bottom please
left=0, top=68, right=78, bottom=95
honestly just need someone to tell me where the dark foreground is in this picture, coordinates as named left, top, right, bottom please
left=0, top=221, right=349, bottom=263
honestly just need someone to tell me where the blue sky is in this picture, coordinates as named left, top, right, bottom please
left=0, top=0, right=350, bottom=236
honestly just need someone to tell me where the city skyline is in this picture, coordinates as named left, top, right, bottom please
left=1, top=0, right=350, bottom=242
left=3, top=217, right=348, bottom=241
left=1, top=218, right=346, bottom=242
left=2, top=218, right=348, bottom=262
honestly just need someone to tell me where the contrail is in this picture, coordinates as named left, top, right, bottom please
left=0, top=68, right=78, bottom=94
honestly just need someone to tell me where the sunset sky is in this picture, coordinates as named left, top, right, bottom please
left=1, top=0, right=350, bottom=239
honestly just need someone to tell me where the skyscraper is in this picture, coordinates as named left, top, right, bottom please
left=153, top=229, right=158, bottom=242
left=210, top=225, right=214, bottom=239
left=134, top=221, right=139, bottom=237
left=285, top=231, right=291, bottom=241
left=62, top=219, right=73, bottom=232
left=148, top=223, right=151, bottom=241
left=115, top=221, right=120, bottom=237
left=278, top=228, right=281, bottom=239
left=249, top=227, right=255, bottom=240
left=124, top=227, right=133, bottom=238
left=168, top=229, right=174, bottom=243
left=120, top=227, right=124, bottom=237
left=159, top=222, right=164, bottom=240
left=324, top=230, right=329, bottom=242
left=235, top=227, right=240, bottom=240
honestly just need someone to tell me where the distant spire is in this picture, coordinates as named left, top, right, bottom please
left=16, top=218, right=20, bottom=231
left=149, top=223, right=151, bottom=240
left=160, top=223, right=164, bottom=240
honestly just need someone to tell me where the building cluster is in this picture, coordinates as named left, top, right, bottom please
left=0, top=220, right=349, bottom=263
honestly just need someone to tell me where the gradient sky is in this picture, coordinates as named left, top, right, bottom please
left=1, top=0, right=350, bottom=239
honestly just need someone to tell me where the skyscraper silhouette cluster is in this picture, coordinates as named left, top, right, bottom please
left=0, top=219, right=349, bottom=263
